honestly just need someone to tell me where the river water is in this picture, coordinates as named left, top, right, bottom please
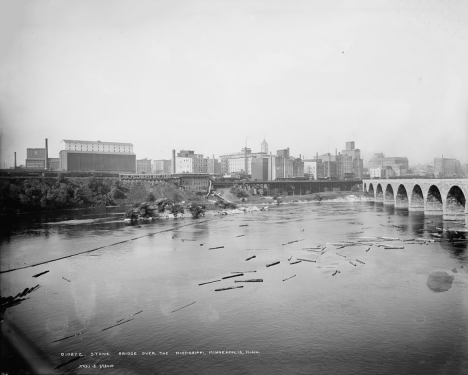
left=1, top=201, right=467, bottom=374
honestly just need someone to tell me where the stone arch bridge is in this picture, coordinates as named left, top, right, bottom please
left=362, top=179, right=468, bottom=221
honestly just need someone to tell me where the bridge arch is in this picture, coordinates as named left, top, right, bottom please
left=384, top=184, right=395, bottom=205
left=425, top=185, right=443, bottom=215
left=444, top=185, right=466, bottom=220
left=395, top=184, right=409, bottom=208
left=375, top=184, right=384, bottom=203
left=409, top=184, right=424, bottom=211
left=368, top=183, right=375, bottom=197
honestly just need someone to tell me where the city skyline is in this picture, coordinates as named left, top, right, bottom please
left=1, top=0, right=468, bottom=168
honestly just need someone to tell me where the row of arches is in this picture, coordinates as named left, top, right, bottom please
left=364, top=182, right=467, bottom=220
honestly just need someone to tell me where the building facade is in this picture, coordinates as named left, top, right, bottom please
left=341, top=141, right=363, bottom=178
left=152, top=160, right=172, bottom=174
left=434, top=157, right=465, bottom=178
left=59, top=140, right=136, bottom=172
left=137, top=158, right=152, bottom=174
left=219, top=148, right=267, bottom=175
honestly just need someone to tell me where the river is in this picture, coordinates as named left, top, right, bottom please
left=1, top=201, right=467, bottom=374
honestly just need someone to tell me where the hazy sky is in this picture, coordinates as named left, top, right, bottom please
left=1, top=0, right=468, bottom=167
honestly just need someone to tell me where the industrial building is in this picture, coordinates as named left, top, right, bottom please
left=137, top=158, right=152, bottom=174
left=59, top=140, right=136, bottom=173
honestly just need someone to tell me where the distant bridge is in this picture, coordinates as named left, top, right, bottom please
left=362, top=179, right=468, bottom=220
left=213, top=179, right=362, bottom=196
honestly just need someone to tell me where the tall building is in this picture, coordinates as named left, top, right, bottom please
left=434, top=157, right=465, bottom=177
left=341, top=141, right=363, bottom=178
left=251, top=155, right=276, bottom=181
left=219, top=148, right=266, bottom=175
left=368, top=154, right=409, bottom=176
left=137, top=158, right=152, bottom=174
left=261, top=139, right=269, bottom=154
left=59, top=140, right=136, bottom=172
left=152, top=160, right=172, bottom=174
left=173, top=150, right=210, bottom=174
left=303, top=159, right=324, bottom=180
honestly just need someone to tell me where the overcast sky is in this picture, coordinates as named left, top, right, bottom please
left=1, top=0, right=468, bottom=167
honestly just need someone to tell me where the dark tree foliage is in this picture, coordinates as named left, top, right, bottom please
left=189, top=203, right=205, bottom=218
left=0, top=177, right=129, bottom=213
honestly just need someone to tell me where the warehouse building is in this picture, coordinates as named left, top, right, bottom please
left=59, top=140, right=136, bottom=173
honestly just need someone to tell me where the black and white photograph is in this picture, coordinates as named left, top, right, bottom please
left=1, top=0, right=467, bottom=374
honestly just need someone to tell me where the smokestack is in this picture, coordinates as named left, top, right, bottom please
left=45, top=138, right=49, bottom=170
left=14, top=152, right=17, bottom=169
left=172, top=149, right=176, bottom=174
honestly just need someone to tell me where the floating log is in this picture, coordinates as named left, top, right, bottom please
left=282, top=275, right=296, bottom=281
left=380, top=237, right=399, bottom=241
left=215, top=286, right=244, bottom=291
left=266, top=261, right=280, bottom=267
left=282, top=239, right=304, bottom=245
left=209, top=246, right=224, bottom=250
left=431, top=233, right=442, bottom=238
left=302, top=247, right=322, bottom=250
left=239, top=224, right=249, bottom=227
left=245, top=255, right=256, bottom=261
left=171, top=302, right=196, bottom=313
left=356, top=259, right=365, bottom=264
left=336, top=253, right=346, bottom=258
left=62, top=277, right=71, bottom=282
left=52, top=331, right=85, bottom=343
left=32, top=270, right=49, bottom=278
left=366, top=247, right=370, bottom=252
left=384, top=246, right=404, bottom=249
left=181, top=239, right=195, bottom=242
left=288, top=256, right=293, bottom=261
left=234, top=279, right=263, bottom=283
left=236, top=235, right=245, bottom=237
left=349, top=261, right=357, bottom=266
left=102, top=318, right=134, bottom=331
left=332, top=270, right=338, bottom=276
left=198, top=280, right=221, bottom=286
left=296, top=258, right=316, bottom=263
left=222, top=273, right=244, bottom=279
left=290, top=261, right=301, bottom=265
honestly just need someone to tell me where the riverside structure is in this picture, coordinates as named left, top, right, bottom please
left=362, top=178, right=468, bottom=220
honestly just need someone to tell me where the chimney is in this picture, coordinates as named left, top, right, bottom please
left=172, top=149, right=176, bottom=174
left=45, top=138, right=49, bottom=170
left=14, top=152, right=17, bottom=169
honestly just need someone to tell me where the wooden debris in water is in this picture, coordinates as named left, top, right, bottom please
left=366, top=247, right=370, bottom=252
left=32, top=270, right=49, bottom=278
left=380, top=237, right=399, bottom=241
left=215, top=286, right=244, bottom=291
left=102, top=318, right=134, bottom=331
left=288, top=256, right=293, bottom=261
left=236, top=235, right=245, bottom=237
left=302, top=247, right=322, bottom=250
left=336, top=253, right=346, bottom=258
left=356, top=259, right=365, bottom=264
left=52, top=331, right=85, bottom=343
left=349, top=261, right=357, bottom=266
left=239, top=224, right=248, bottom=227
left=235, top=279, right=263, bottom=283
left=245, top=255, right=256, bottom=261
left=209, top=246, right=224, bottom=250
left=332, top=270, right=338, bottom=276
left=61, top=277, right=71, bottom=282
left=384, top=246, right=404, bottom=249
left=290, top=261, right=302, bottom=265
left=199, top=280, right=221, bottom=286
left=282, top=275, right=296, bottom=282
left=296, top=258, right=316, bottom=263
left=171, top=302, right=196, bottom=313
left=266, top=261, right=280, bottom=267
left=282, top=239, right=304, bottom=245
left=222, top=273, right=244, bottom=279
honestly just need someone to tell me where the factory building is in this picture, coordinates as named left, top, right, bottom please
left=59, top=140, right=136, bottom=173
